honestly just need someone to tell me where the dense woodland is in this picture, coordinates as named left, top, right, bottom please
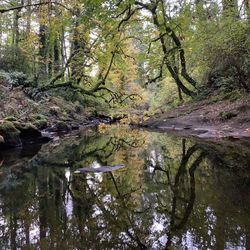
left=0, top=0, right=249, bottom=112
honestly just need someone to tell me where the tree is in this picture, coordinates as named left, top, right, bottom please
left=115, top=0, right=197, bottom=98
left=0, top=0, right=249, bottom=106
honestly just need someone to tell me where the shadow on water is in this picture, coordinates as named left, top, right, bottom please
left=0, top=126, right=250, bottom=249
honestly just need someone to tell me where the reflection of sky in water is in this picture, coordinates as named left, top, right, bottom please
left=150, top=212, right=168, bottom=249
left=66, top=190, right=73, bottom=219
left=87, top=161, right=103, bottom=190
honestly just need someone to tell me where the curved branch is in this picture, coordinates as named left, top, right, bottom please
left=151, top=6, right=196, bottom=97
left=145, top=57, right=165, bottom=86
left=159, top=0, right=197, bottom=87
left=0, top=1, right=73, bottom=14
left=117, top=5, right=143, bottom=31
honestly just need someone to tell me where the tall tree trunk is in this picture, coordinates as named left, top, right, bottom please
left=53, top=3, right=63, bottom=75
left=38, top=23, right=47, bottom=80
left=245, top=0, right=250, bottom=18
left=61, top=26, right=70, bottom=78
left=54, top=36, right=60, bottom=75
left=70, top=10, right=86, bottom=84
left=12, top=0, right=23, bottom=53
left=10, top=213, right=17, bottom=250
left=0, top=15, right=2, bottom=54
left=38, top=0, right=48, bottom=83
left=26, top=0, right=31, bottom=36
left=171, top=41, right=183, bottom=101
left=160, top=0, right=197, bottom=88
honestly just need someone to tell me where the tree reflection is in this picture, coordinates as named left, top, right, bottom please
left=0, top=129, right=249, bottom=249
left=164, top=142, right=206, bottom=249
left=66, top=139, right=206, bottom=249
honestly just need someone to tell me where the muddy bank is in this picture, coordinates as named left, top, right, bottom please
left=142, top=96, right=250, bottom=140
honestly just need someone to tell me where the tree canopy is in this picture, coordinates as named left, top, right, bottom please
left=0, top=0, right=249, bottom=109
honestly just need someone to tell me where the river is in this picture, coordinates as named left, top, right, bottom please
left=0, top=126, right=249, bottom=249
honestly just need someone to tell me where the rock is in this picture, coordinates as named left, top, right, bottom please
left=52, top=121, right=70, bottom=132
left=183, top=125, right=192, bottom=130
left=49, top=106, right=60, bottom=116
left=33, top=119, right=48, bottom=130
left=193, top=128, right=209, bottom=134
left=0, top=135, right=5, bottom=143
left=12, top=122, right=51, bottom=145
left=14, top=122, right=41, bottom=138
left=70, top=123, right=80, bottom=130
left=0, top=121, right=22, bottom=148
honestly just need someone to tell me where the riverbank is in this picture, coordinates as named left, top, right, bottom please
left=1, top=77, right=250, bottom=150
left=0, top=80, right=111, bottom=149
left=142, top=95, right=250, bottom=140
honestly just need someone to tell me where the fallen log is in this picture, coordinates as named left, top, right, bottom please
left=74, top=164, right=125, bottom=174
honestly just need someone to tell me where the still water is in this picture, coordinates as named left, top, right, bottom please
left=0, top=126, right=250, bottom=249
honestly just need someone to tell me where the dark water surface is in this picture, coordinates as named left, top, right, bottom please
left=0, top=126, right=250, bottom=249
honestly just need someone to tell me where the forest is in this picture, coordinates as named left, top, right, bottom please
left=0, top=0, right=249, bottom=128
left=0, top=1, right=250, bottom=249
left=0, top=0, right=249, bottom=132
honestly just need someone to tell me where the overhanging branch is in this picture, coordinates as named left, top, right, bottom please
left=0, top=1, right=73, bottom=14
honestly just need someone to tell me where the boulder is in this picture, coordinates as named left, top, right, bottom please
left=0, top=135, right=5, bottom=143
left=33, top=119, right=48, bottom=130
left=14, top=122, right=41, bottom=138
left=0, top=121, right=22, bottom=149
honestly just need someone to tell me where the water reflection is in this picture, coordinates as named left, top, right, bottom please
left=0, top=127, right=249, bottom=249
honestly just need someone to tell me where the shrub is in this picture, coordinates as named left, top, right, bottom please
left=0, top=71, right=32, bottom=87
left=0, top=46, right=30, bottom=73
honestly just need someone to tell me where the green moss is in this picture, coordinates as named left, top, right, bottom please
left=32, top=114, right=46, bottom=120
left=49, top=106, right=60, bottom=116
left=0, top=121, right=22, bottom=147
left=14, top=122, right=41, bottom=137
left=13, top=121, right=37, bottom=131
left=4, top=116, right=17, bottom=122
left=75, top=102, right=83, bottom=113
left=24, top=123, right=38, bottom=130
left=13, top=121, right=24, bottom=131
left=14, top=122, right=38, bottom=131
left=33, top=119, right=47, bottom=130
left=219, top=111, right=237, bottom=121
left=55, top=121, right=69, bottom=131
left=0, top=121, right=20, bottom=134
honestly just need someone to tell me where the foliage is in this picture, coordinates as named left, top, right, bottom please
left=0, top=71, right=32, bottom=87
left=0, top=0, right=249, bottom=113
left=0, top=46, right=30, bottom=73
left=190, top=6, right=250, bottom=93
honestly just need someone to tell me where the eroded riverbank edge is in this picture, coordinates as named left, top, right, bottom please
left=141, top=96, right=250, bottom=140
left=0, top=116, right=115, bottom=150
